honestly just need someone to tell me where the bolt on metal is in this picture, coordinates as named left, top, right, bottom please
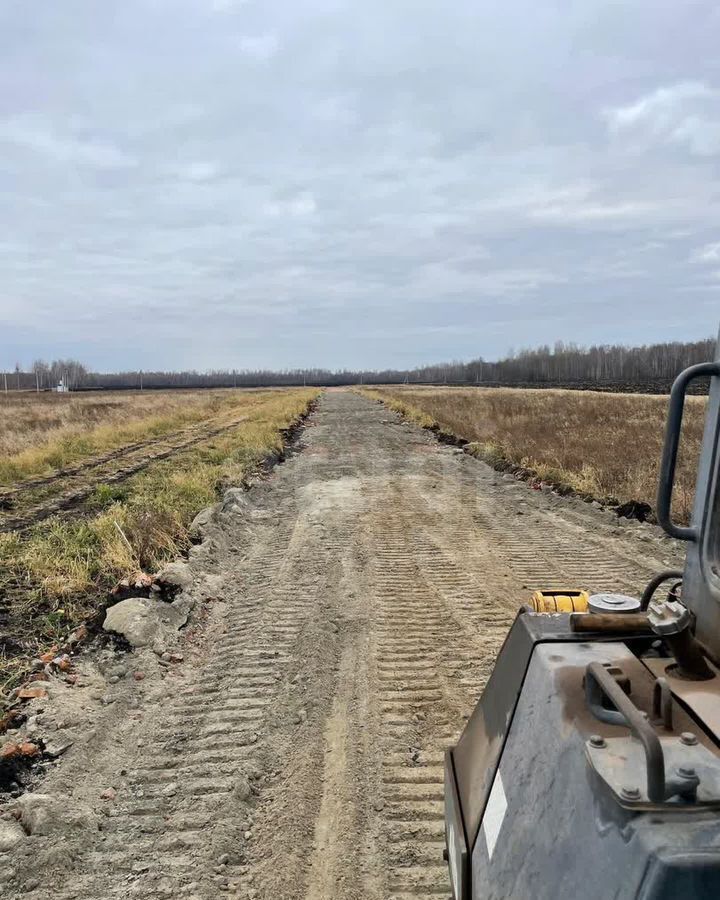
left=680, top=732, right=698, bottom=746
left=589, top=735, right=606, bottom=749
left=620, top=785, right=641, bottom=800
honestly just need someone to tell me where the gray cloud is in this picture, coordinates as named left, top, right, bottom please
left=604, top=82, right=720, bottom=156
left=0, top=0, right=718, bottom=371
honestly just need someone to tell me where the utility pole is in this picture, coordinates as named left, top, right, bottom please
left=36, top=371, right=40, bottom=392
left=3, top=372, right=7, bottom=394
left=139, top=370, right=143, bottom=391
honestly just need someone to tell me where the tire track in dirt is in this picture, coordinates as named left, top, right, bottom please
left=1, top=432, right=185, bottom=497
left=0, top=416, right=248, bottom=534
left=0, top=391, right=683, bottom=900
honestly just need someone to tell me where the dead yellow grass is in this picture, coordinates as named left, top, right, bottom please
left=366, top=386, right=706, bottom=522
left=0, top=389, right=255, bottom=485
left=0, top=388, right=320, bottom=694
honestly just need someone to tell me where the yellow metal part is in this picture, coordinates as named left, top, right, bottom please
left=529, top=590, right=589, bottom=613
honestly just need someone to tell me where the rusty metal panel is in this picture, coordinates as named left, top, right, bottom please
left=643, top=655, right=720, bottom=740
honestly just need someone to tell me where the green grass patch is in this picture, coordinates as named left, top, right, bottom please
left=0, top=392, right=247, bottom=486
left=0, top=389, right=319, bottom=696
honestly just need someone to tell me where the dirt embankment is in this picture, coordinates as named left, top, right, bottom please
left=365, top=385, right=705, bottom=524
left=0, top=391, right=683, bottom=899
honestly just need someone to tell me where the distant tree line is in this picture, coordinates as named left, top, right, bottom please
left=451, top=337, right=716, bottom=387
left=1, top=358, right=89, bottom=392
left=1, top=337, right=715, bottom=393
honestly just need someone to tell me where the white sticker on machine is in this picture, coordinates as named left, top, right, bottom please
left=482, top=769, right=508, bottom=861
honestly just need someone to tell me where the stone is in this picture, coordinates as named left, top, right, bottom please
left=107, top=664, right=128, bottom=679
left=198, top=574, right=224, bottom=600
left=15, top=793, right=98, bottom=836
left=103, top=597, right=187, bottom=648
left=156, top=561, right=193, bottom=592
left=171, top=593, right=196, bottom=620
left=188, top=539, right=218, bottom=566
left=0, top=740, right=39, bottom=759
left=221, top=488, right=248, bottom=513
left=615, top=499, right=652, bottom=522
left=233, top=776, right=252, bottom=802
left=43, top=740, right=73, bottom=759
left=15, top=685, right=49, bottom=701
left=189, top=504, right=219, bottom=541
left=0, top=818, right=25, bottom=851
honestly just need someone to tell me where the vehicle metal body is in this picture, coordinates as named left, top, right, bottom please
left=445, top=328, right=720, bottom=899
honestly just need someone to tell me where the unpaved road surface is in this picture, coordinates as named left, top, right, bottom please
left=0, top=391, right=681, bottom=899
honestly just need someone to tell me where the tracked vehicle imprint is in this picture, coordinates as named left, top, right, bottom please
left=0, top=392, right=682, bottom=900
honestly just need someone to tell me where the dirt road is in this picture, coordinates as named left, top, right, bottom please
left=1, top=391, right=682, bottom=899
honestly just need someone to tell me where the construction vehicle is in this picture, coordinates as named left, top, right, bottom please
left=444, top=329, right=720, bottom=898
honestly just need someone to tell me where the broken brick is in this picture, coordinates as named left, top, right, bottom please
left=1, top=741, right=40, bottom=759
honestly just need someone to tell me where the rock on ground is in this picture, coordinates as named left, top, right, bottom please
left=13, top=793, right=98, bottom=836
left=103, top=597, right=188, bottom=648
left=189, top=504, right=219, bottom=541
left=156, top=561, right=193, bottom=591
left=0, top=817, right=25, bottom=851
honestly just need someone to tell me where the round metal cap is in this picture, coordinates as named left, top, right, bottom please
left=588, top=593, right=641, bottom=614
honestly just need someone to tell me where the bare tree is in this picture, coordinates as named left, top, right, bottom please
left=32, top=359, right=50, bottom=391
left=5, top=337, right=714, bottom=393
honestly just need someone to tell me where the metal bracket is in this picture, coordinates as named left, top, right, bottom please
left=585, top=661, right=720, bottom=808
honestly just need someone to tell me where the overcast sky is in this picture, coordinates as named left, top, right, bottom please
left=1, top=1, right=719, bottom=372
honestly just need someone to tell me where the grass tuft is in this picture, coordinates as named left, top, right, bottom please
left=363, top=386, right=705, bottom=519
left=0, top=389, right=319, bottom=696
left=0, top=389, right=250, bottom=485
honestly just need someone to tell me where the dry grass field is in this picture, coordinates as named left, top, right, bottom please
left=0, top=389, right=251, bottom=484
left=0, top=388, right=319, bottom=692
left=366, top=386, right=706, bottom=521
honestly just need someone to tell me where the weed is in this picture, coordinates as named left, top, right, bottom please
left=365, top=386, right=705, bottom=520
left=88, top=484, right=130, bottom=509
left=0, top=389, right=252, bottom=484
left=0, top=389, right=319, bottom=695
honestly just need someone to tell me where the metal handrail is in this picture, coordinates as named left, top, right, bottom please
left=585, top=661, right=666, bottom=802
left=657, top=361, right=720, bottom=542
